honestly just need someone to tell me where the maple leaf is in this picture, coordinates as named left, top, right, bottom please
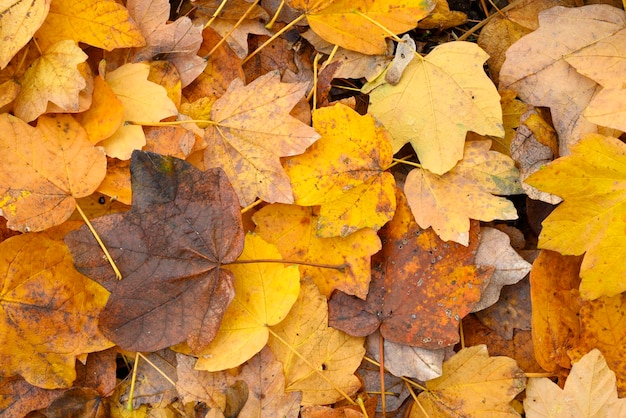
left=268, top=278, right=365, bottom=406
left=0, top=234, right=112, bottom=389
left=525, top=349, right=626, bottom=417
left=101, top=62, right=178, bottom=160
left=175, top=353, right=236, bottom=410
left=253, top=203, right=381, bottom=299
left=287, top=0, right=435, bottom=55
left=13, top=40, right=88, bottom=122
left=0, top=113, right=106, bottom=232
left=238, top=347, right=302, bottom=417
left=124, top=0, right=206, bottom=87
left=194, top=233, right=300, bottom=371
left=0, top=0, right=49, bottom=69
left=328, top=190, right=493, bottom=348
left=75, top=75, right=125, bottom=145
left=197, top=71, right=320, bottom=206
left=404, top=140, right=521, bottom=245
left=284, top=103, right=396, bottom=237
left=410, top=345, right=526, bottom=417
left=525, top=133, right=626, bottom=299
left=65, top=150, right=244, bottom=353
left=35, top=0, right=145, bottom=51
left=499, top=5, right=626, bottom=154
left=368, top=42, right=504, bottom=174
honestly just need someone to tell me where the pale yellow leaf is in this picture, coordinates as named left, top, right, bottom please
left=0, top=0, right=50, bottom=69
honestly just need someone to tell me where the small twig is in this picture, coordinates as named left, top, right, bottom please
left=230, top=258, right=349, bottom=272
left=126, top=352, right=140, bottom=411
left=206, top=0, right=261, bottom=57
left=456, top=0, right=525, bottom=42
left=242, top=14, right=306, bottom=64
left=75, top=202, right=122, bottom=280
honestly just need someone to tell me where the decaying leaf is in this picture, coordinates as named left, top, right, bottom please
left=410, top=345, right=525, bottom=417
left=65, top=150, right=244, bottom=353
left=525, top=133, right=626, bottom=299
left=268, top=278, right=365, bottom=405
left=0, top=0, right=50, bottom=69
left=369, top=42, right=504, bottom=175
left=200, top=71, right=320, bottom=206
left=0, top=113, right=106, bottom=232
left=0, top=234, right=112, bottom=389
left=328, top=190, right=492, bottom=348
left=284, top=103, right=396, bottom=237
left=404, top=140, right=521, bottom=245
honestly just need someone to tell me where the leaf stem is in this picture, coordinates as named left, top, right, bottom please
left=242, top=14, right=306, bottom=65
left=389, top=157, right=421, bottom=169
left=137, top=352, right=177, bottom=387
left=204, top=0, right=230, bottom=29
left=456, top=0, right=525, bottom=41
left=128, top=119, right=218, bottom=127
left=265, top=0, right=285, bottom=29
left=75, top=202, right=122, bottom=280
left=268, top=327, right=358, bottom=405
left=353, top=11, right=405, bottom=43
left=379, top=332, right=386, bottom=418
left=206, top=0, right=262, bottom=57
left=126, top=352, right=140, bottom=411
left=241, top=199, right=262, bottom=214
left=230, top=258, right=349, bottom=272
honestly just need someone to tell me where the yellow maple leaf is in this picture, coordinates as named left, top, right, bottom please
left=35, top=0, right=145, bottom=51
left=13, top=40, right=87, bottom=122
left=0, top=0, right=49, bottom=69
left=525, top=133, right=626, bottom=299
left=0, top=113, right=106, bottom=232
left=525, top=349, right=626, bottom=416
left=268, top=277, right=365, bottom=405
left=410, top=345, right=525, bottom=417
left=201, top=71, right=320, bottom=206
left=368, top=42, right=504, bottom=175
left=253, top=204, right=380, bottom=299
left=194, top=233, right=300, bottom=372
left=102, top=62, right=178, bottom=160
left=75, top=74, right=124, bottom=144
left=404, top=140, right=521, bottom=245
left=0, top=234, right=113, bottom=389
left=287, top=0, right=435, bottom=55
left=284, top=103, right=396, bottom=237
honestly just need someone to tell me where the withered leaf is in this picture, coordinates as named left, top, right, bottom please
left=65, top=150, right=244, bottom=353
left=329, top=189, right=492, bottom=348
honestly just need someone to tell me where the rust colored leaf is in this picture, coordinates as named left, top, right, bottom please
left=328, top=189, right=492, bottom=348
left=65, top=150, right=244, bottom=353
left=0, top=376, right=65, bottom=418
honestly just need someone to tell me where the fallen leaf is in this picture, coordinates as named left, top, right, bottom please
left=125, top=0, right=206, bottom=87
left=284, top=103, right=396, bottom=237
left=13, top=40, right=87, bottom=122
left=404, top=140, right=521, bottom=245
left=0, top=234, right=112, bottom=389
left=44, top=387, right=107, bottom=418
left=0, top=113, right=107, bottom=232
left=0, top=0, right=50, bottom=69
left=102, top=62, right=178, bottom=159
left=143, top=126, right=195, bottom=159
left=369, top=42, right=504, bottom=174
left=35, top=0, right=145, bottom=50
left=358, top=358, right=410, bottom=414
left=530, top=250, right=582, bottom=376
left=74, top=75, right=125, bottom=145
left=200, top=71, right=320, bottom=205
left=238, top=347, right=302, bottom=417
left=253, top=204, right=381, bottom=299
left=417, top=0, right=467, bottom=30
left=525, top=133, right=626, bottom=299
left=499, top=5, right=626, bottom=154
left=472, top=227, right=531, bottom=312
left=0, top=376, right=65, bottom=418
left=525, top=349, right=626, bottom=417
left=268, top=278, right=365, bottom=405
left=65, top=150, right=244, bottom=353
left=410, top=345, right=525, bottom=418
left=287, top=0, right=434, bottom=55
left=328, top=190, right=493, bottom=348
left=175, top=353, right=236, bottom=410
left=569, top=294, right=626, bottom=397
left=194, top=233, right=300, bottom=371
left=366, top=331, right=444, bottom=381
left=121, top=350, right=177, bottom=409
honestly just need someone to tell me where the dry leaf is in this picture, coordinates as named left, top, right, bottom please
left=0, top=0, right=50, bottom=69
left=369, top=42, right=504, bottom=174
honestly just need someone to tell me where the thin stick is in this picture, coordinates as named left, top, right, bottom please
left=363, top=356, right=429, bottom=392
left=230, top=258, right=348, bottom=272
left=207, top=0, right=261, bottom=57
left=459, top=319, right=465, bottom=349
left=456, top=0, right=525, bottom=42
left=204, top=0, right=230, bottom=29
left=379, top=332, right=387, bottom=418
left=75, top=202, right=122, bottom=280
left=242, top=14, right=306, bottom=64
left=391, top=157, right=422, bottom=169
left=405, top=382, right=430, bottom=418
left=268, top=328, right=357, bottom=405
left=241, top=199, right=262, bottom=213
left=126, top=352, right=140, bottom=411
left=354, top=11, right=405, bottom=43
left=137, top=352, right=177, bottom=387
left=265, top=0, right=285, bottom=29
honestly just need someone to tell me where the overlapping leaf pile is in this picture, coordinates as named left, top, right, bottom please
left=1, top=0, right=625, bottom=416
